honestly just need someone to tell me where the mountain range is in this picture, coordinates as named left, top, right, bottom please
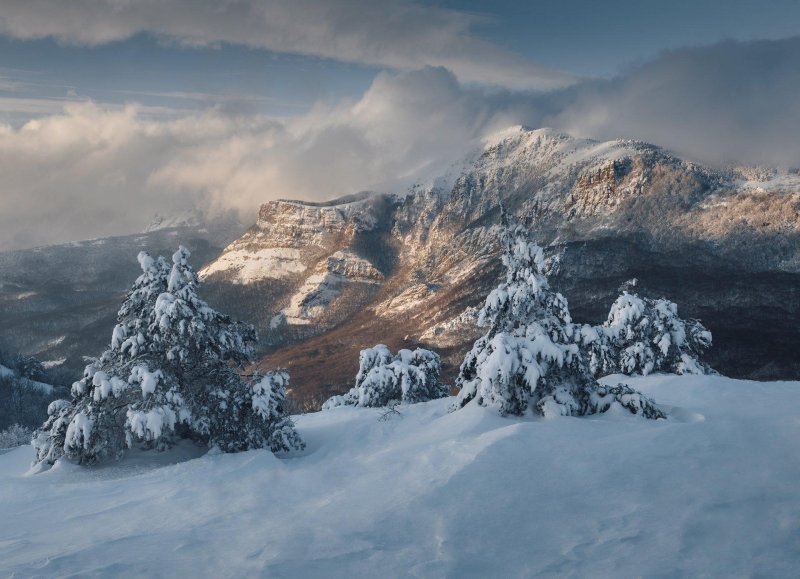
left=2, top=127, right=798, bottom=409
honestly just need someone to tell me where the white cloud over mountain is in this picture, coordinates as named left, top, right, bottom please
left=0, top=67, right=523, bottom=249
left=548, top=37, right=800, bottom=167
left=1, top=37, right=799, bottom=250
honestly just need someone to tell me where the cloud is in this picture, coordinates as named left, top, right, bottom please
left=0, top=67, right=529, bottom=250
left=0, top=103, right=227, bottom=249
left=544, top=37, right=800, bottom=166
left=2, top=37, right=800, bottom=250
left=0, top=0, right=575, bottom=91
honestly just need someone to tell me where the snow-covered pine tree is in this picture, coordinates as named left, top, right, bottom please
left=322, top=345, right=448, bottom=409
left=452, top=212, right=665, bottom=419
left=583, top=287, right=713, bottom=377
left=247, top=369, right=305, bottom=453
left=33, top=246, right=303, bottom=467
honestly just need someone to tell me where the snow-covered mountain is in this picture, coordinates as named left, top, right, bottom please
left=2, top=127, right=799, bottom=405
left=195, top=127, right=800, bottom=406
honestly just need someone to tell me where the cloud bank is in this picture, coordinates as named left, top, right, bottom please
left=1, top=37, right=799, bottom=250
left=0, top=67, right=528, bottom=250
left=0, top=0, right=575, bottom=91
left=547, top=37, right=800, bottom=167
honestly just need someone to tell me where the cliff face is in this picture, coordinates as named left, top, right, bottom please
left=193, top=128, right=800, bottom=408
left=199, top=194, right=398, bottom=345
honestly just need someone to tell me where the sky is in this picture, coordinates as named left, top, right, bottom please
left=0, top=0, right=799, bottom=250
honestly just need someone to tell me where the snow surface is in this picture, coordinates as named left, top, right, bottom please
left=1, top=375, right=799, bottom=577
left=198, top=247, right=306, bottom=283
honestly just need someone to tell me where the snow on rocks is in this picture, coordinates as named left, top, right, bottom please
left=419, top=306, right=481, bottom=347
left=200, top=196, right=384, bottom=285
left=199, top=247, right=306, bottom=283
left=282, top=251, right=383, bottom=325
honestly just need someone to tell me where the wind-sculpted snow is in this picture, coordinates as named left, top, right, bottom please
left=1, top=376, right=799, bottom=577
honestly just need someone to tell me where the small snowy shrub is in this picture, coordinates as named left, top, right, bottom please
left=322, top=345, right=447, bottom=409
left=0, top=424, right=34, bottom=448
left=584, top=290, right=713, bottom=377
left=584, top=384, right=666, bottom=419
left=452, top=214, right=664, bottom=419
left=32, top=246, right=303, bottom=468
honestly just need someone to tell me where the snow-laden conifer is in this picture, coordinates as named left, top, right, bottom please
left=33, top=246, right=303, bottom=467
left=452, top=213, right=664, bottom=419
left=322, top=345, right=447, bottom=409
left=582, top=284, right=713, bottom=377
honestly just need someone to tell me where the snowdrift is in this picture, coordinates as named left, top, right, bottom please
left=1, top=375, right=799, bottom=577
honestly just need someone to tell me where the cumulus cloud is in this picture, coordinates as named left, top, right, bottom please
left=0, top=0, right=575, bottom=91
left=0, top=67, right=530, bottom=250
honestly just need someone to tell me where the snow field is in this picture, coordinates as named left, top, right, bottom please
left=1, top=375, right=800, bottom=577
left=198, top=247, right=306, bottom=283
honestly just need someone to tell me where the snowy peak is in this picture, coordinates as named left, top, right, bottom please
left=137, top=125, right=800, bottom=405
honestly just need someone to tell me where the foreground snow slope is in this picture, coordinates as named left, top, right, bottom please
left=1, top=375, right=799, bottom=578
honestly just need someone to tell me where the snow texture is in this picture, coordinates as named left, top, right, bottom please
left=1, top=375, right=799, bottom=577
left=199, top=247, right=306, bottom=284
